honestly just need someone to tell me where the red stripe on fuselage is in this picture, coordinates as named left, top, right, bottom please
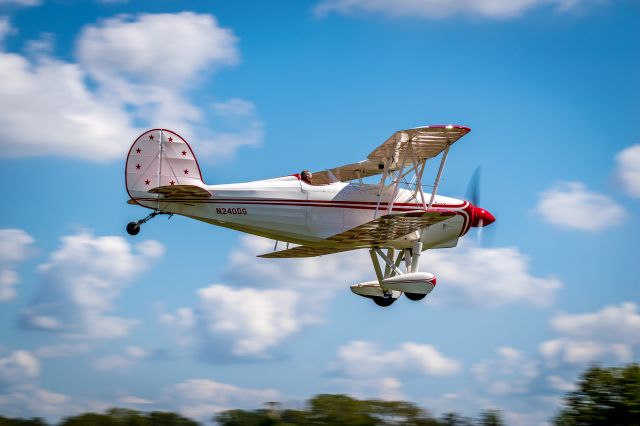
left=131, top=197, right=472, bottom=236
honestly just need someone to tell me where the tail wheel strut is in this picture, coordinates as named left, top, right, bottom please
left=126, top=211, right=172, bottom=236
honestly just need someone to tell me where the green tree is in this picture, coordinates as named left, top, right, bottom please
left=58, top=413, right=117, bottom=426
left=214, top=395, right=447, bottom=426
left=364, top=399, right=440, bottom=426
left=146, top=411, right=199, bottom=426
left=60, top=408, right=199, bottom=426
left=306, top=394, right=379, bottom=426
left=279, top=409, right=310, bottom=425
left=0, top=416, right=48, bottom=426
left=554, top=363, right=640, bottom=426
left=478, top=409, right=504, bottom=426
left=439, top=412, right=473, bottom=426
left=214, top=409, right=275, bottom=426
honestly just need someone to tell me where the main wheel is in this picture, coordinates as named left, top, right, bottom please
left=372, top=296, right=395, bottom=307
left=126, top=222, right=140, bottom=236
left=405, top=292, right=426, bottom=301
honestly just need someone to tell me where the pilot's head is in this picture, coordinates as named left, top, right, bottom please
left=301, top=170, right=313, bottom=184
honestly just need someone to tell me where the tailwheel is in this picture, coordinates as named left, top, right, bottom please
left=405, top=292, right=426, bottom=301
left=372, top=296, right=395, bottom=307
left=126, top=222, right=140, bottom=236
left=126, top=210, right=172, bottom=236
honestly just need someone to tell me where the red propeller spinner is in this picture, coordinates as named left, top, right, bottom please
left=470, top=205, right=495, bottom=227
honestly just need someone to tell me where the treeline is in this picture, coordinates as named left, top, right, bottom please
left=0, top=411, right=197, bottom=426
left=0, top=403, right=502, bottom=426
left=1, top=364, right=638, bottom=426
left=215, top=395, right=501, bottom=426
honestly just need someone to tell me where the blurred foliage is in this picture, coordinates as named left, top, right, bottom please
left=58, top=409, right=198, bottom=426
left=554, top=363, right=640, bottom=426
left=0, top=416, right=47, bottom=426
left=215, top=394, right=479, bottom=426
left=1, top=363, right=639, bottom=425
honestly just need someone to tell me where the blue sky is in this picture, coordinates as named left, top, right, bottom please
left=0, top=0, right=639, bottom=424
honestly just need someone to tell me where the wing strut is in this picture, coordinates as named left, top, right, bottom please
left=428, top=143, right=450, bottom=209
left=375, top=248, right=404, bottom=276
left=369, top=249, right=384, bottom=283
left=373, top=134, right=431, bottom=218
left=368, top=240, right=423, bottom=283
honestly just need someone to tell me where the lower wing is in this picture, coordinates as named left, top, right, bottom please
left=258, top=210, right=454, bottom=258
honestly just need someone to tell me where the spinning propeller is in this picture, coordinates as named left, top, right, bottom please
left=465, top=167, right=497, bottom=245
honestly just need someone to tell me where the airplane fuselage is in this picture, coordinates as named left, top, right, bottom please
left=133, top=175, right=472, bottom=250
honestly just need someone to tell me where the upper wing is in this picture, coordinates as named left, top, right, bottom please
left=313, top=125, right=470, bottom=185
left=258, top=209, right=455, bottom=258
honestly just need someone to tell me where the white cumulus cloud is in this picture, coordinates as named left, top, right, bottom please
left=92, top=345, right=166, bottom=372
left=615, top=144, right=640, bottom=198
left=162, top=235, right=564, bottom=361
left=328, top=340, right=461, bottom=400
left=0, top=13, right=262, bottom=162
left=0, top=38, right=138, bottom=161
left=550, top=302, right=640, bottom=342
left=546, top=375, right=576, bottom=392
left=0, top=0, right=40, bottom=6
left=540, top=339, right=632, bottom=365
left=0, top=228, right=34, bottom=302
left=197, top=285, right=302, bottom=359
left=424, top=241, right=562, bottom=308
left=335, top=340, right=462, bottom=377
left=0, top=385, right=71, bottom=419
left=0, top=345, right=107, bottom=420
left=21, top=231, right=164, bottom=339
left=315, top=0, right=600, bottom=19
left=536, top=181, right=626, bottom=231
left=0, top=17, right=14, bottom=44
left=35, top=343, right=91, bottom=358
left=0, top=350, right=40, bottom=388
left=76, top=13, right=261, bottom=161
left=223, top=235, right=372, bottom=316
left=471, top=346, right=538, bottom=396
left=78, top=13, right=238, bottom=87
left=163, top=379, right=279, bottom=420
left=160, top=235, right=372, bottom=360
left=540, top=302, right=640, bottom=366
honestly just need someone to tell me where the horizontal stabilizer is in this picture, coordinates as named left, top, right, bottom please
left=148, top=184, right=211, bottom=200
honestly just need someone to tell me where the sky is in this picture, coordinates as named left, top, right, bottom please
left=0, top=0, right=639, bottom=424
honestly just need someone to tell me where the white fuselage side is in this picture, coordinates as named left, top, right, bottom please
left=134, top=176, right=471, bottom=249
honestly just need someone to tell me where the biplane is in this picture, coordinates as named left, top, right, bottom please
left=125, top=125, right=495, bottom=307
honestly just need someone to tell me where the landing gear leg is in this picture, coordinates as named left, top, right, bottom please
left=126, top=211, right=172, bottom=236
left=405, top=241, right=426, bottom=301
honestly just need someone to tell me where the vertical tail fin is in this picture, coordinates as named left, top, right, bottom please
left=125, top=129, right=205, bottom=204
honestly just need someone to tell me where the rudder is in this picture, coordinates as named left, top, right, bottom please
left=125, top=129, right=205, bottom=203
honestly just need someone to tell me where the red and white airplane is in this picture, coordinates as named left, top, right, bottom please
left=125, top=125, right=495, bottom=307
